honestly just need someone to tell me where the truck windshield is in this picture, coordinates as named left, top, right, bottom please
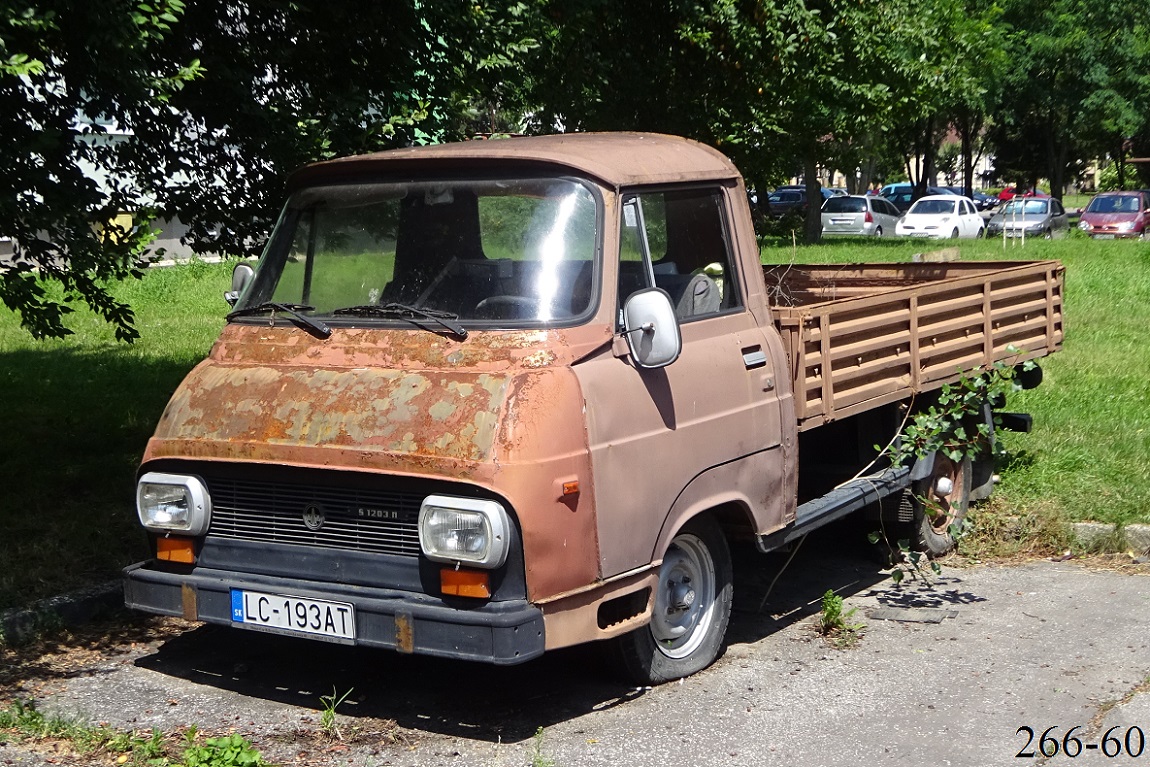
left=233, top=177, right=599, bottom=329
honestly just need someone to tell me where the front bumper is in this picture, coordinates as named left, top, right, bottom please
left=123, top=561, right=546, bottom=664
left=1085, top=230, right=1142, bottom=239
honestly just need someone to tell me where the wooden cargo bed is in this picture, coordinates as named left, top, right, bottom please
left=763, top=260, right=1064, bottom=429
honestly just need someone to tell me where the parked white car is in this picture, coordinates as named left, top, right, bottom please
left=821, top=195, right=902, bottom=237
left=895, top=195, right=985, bottom=239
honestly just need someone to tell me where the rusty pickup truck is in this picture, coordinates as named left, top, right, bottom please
left=123, top=133, right=1063, bottom=683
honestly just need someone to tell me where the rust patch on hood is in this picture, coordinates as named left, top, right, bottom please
left=152, top=360, right=511, bottom=465
left=211, top=324, right=584, bottom=371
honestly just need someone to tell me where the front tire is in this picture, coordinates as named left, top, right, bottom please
left=950, top=227, right=960, bottom=239
left=607, top=516, right=733, bottom=684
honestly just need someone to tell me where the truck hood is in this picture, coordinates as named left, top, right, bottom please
left=143, top=323, right=609, bottom=477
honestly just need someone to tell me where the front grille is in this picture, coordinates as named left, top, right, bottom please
left=206, top=476, right=422, bottom=557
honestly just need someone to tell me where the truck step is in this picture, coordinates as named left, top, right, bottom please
left=755, top=465, right=911, bottom=553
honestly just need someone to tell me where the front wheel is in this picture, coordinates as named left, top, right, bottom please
left=950, top=227, right=960, bottom=239
left=607, top=516, right=733, bottom=684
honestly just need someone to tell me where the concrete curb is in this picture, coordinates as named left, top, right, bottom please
left=1072, top=521, right=1150, bottom=554
left=0, top=580, right=122, bottom=646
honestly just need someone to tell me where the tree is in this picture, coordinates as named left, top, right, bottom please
left=1, top=1, right=201, bottom=340
left=516, top=0, right=972, bottom=242
left=990, top=0, right=1150, bottom=198
left=1, top=1, right=532, bottom=340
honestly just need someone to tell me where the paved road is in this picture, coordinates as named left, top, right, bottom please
left=2, top=528, right=1148, bottom=767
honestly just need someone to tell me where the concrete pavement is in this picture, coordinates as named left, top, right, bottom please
left=2, top=529, right=1148, bottom=767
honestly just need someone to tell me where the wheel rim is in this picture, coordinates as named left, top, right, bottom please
left=649, top=533, right=717, bottom=660
left=925, top=455, right=967, bottom=534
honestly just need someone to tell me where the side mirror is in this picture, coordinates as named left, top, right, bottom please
left=621, top=288, right=681, bottom=369
left=225, top=262, right=255, bottom=307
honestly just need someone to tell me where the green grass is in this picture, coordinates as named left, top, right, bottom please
left=0, top=260, right=230, bottom=611
left=0, top=235, right=1147, bottom=611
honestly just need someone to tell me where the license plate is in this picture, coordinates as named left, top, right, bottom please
left=230, top=589, right=355, bottom=641
left=1094, top=234, right=1115, bottom=239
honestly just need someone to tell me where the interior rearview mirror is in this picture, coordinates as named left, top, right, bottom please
left=621, top=288, right=681, bottom=369
left=225, top=262, right=255, bottom=307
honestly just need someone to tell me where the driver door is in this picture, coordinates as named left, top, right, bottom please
left=573, top=186, right=787, bottom=577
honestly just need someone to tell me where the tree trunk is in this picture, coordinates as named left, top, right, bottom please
left=803, top=152, right=821, bottom=244
left=958, top=110, right=981, bottom=197
left=1116, top=140, right=1127, bottom=190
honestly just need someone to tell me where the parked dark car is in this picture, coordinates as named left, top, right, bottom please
left=1077, top=190, right=1150, bottom=239
left=944, top=186, right=999, bottom=211
left=880, top=183, right=957, bottom=213
left=766, top=186, right=834, bottom=218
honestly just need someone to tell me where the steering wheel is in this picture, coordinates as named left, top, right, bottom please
left=473, top=295, right=541, bottom=320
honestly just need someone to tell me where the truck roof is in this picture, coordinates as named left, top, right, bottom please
left=288, top=132, right=742, bottom=190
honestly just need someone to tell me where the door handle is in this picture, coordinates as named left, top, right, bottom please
left=742, top=349, right=767, bottom=369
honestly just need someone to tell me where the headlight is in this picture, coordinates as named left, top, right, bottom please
left=1078, top=220, right=1091, bottom=231
left=419, top=495, right=510, bottom=568
left=1117, top=221, right=1135, bottom=231
left=136, top=472, right=211, bottom=535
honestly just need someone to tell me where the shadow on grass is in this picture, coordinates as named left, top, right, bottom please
left=0, top=345, right=201, bottom=610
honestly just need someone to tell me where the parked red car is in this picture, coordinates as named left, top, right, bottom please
left=998, top=186, right=1049, bottom=201
left=1077, top=191, right=1150, bottom=239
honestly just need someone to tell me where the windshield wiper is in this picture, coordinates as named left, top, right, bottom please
left=226, top=302, right=332, bottom=339
left=331, top=302, right=468, bottom=339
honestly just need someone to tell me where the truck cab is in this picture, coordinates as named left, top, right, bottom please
left=125, top=134, right=796, bottom=682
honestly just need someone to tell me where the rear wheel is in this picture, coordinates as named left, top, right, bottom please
left=874, top=226, right=883, bottom=237
left=910, top=454, right=972, bottom=557
left=607, top=516, right=733, bottom=684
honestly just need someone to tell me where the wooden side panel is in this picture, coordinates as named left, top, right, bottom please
left=764, top=261, right=1065, bottom=429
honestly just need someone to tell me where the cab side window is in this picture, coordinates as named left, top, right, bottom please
left=618, top=188, right=741, bottom=323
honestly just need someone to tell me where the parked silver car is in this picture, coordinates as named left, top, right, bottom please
left=986, top=197, right=1069, bottom=239
left=821, top=195, right=902, bottom=237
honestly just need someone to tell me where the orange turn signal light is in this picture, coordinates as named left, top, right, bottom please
left=156, top=535, right=196, bottom=564
left=440, top=567, right=491, bottom=598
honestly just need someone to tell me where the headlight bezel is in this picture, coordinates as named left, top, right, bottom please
left=418, top=495, right=510, bottom=569
left=136, top=472, right=212, bottom=536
